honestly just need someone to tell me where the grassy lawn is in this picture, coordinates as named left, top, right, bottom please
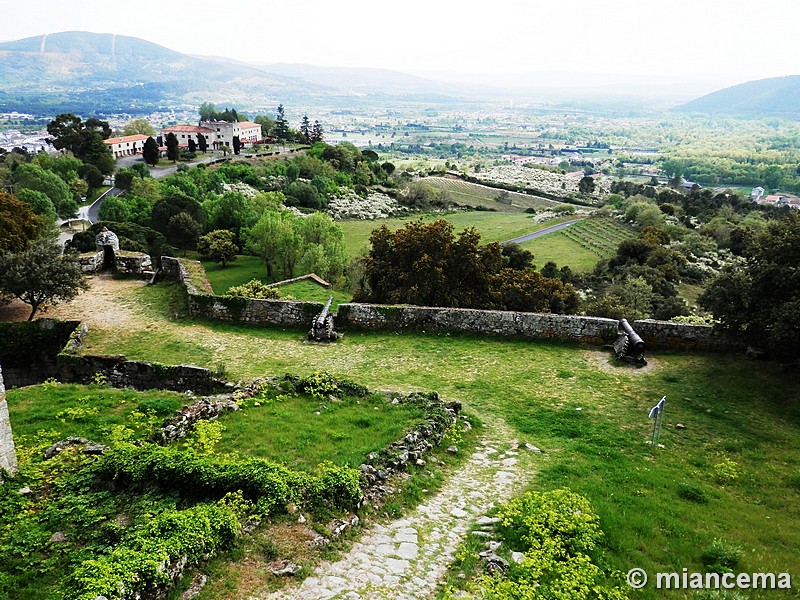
left=215, top=390, right=425, bottom=471
left=5, top=383, right=189, bottom=450
left=195, top=254, right=266, bottom=294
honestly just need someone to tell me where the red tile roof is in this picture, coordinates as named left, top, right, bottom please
left=163, top=125, right=215, bottom=134
left=104, top=134, right=150, bottom=145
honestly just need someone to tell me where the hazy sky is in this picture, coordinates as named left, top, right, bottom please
left=3, top=0, right=798, bottom=88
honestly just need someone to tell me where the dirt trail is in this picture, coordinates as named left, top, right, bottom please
left=0, top=273, right=146, bottom=330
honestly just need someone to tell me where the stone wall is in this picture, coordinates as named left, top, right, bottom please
left=0, top=320, right=81, bottom=387
left=161, top=256, right=324, bottom=327
left=337, top=303, right=620, bottom=345
left=0, top=366, right=18, bottom=482
left=160, top=257, right=742, bottom=352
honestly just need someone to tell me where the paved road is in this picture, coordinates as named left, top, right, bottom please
left=501, top=219, right=582, bottom=245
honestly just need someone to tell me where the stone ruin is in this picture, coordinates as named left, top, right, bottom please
left=0, top=364, right=18, bottom=483
left=78, top=227, right=154, bottom=277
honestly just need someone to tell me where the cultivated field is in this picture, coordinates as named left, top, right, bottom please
left=415, top=176, right=561, bottom=212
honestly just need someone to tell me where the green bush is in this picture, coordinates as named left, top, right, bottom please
left=677, top=482, right=709, bottom=504
left=701, top=538, right=743, bottom=573
left=226, top=279, right=282, bottom=300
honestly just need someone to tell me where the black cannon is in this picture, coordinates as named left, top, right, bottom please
left=308, top=296, right=341, bottom=342
left=612, top=318, right=646, bottom=364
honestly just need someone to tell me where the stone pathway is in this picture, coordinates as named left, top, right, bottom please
left=261, top=425, right=532, bottom=600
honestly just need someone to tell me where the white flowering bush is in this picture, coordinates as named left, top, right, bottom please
left=222, top=182, right=259, bottom=198
left=327, top=190, right=409, bottom=220
left=475, top=165, right=609, bottom=201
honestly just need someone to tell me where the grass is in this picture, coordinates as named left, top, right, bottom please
left=416, top=176, right=560, bottom=212
left=214, top=390, right=425, bottom=471
left=73, top=282, right=800, bottom=598
left=273, top=279, right=352, bottom=309
left=192, top=253, right=266, bottom=294
left=520, top=217, right=635, bottom=272
left=5, top=383, right=189, bottom=450
left=338, top=211, right=572, bottom=258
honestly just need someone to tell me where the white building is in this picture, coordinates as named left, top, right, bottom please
left=163, top=121, right=262, bottom=150
left=103, top=134, right=150, bottom=158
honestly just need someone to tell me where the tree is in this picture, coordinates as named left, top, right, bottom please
left=253, top=115, right=275, bottom=139
left=274, top=104, right=289, bottom=148
left=0, top=191, right=45, bottom=254
left=0, top=237, right=89, bottom=320
left=197, top=230, right=238, bottom=268
left=168, top=212, right=203, bottom=254
left=232, top=135, right=241, bottom=155
left=46, top=114, right=113, bottom=173
left=143, top=137, right=160, bottom=167
left=14, top=163, right=77, bottom=220
left=700, top=211, right=800, bottom=359
left=151, top=191, right=205, bottom=236
left=310, top=120, right=324, bottom=143
left=122, top=119, right=156, bottom=137
left=578, top=175, right=596, bottom=195
left=220, top=144, right=231, bottom=157
left=188, top=138, right=197, bottom=153
left=16, top=189, right=57, bottom=221
left=166, top=132, right=180, bottom=163
left=199, top=102, right=217, bottom=122
left=300, top=115, right=311, bottom=143
left=196, top=133, right=208, bottom=154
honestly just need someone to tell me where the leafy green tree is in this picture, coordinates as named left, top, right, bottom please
left=254, top=115, right=275, bottom=139
left=46, top=114, right=114, bottom=174
left=197, top=229, right=238, bottom=268
left=700, top=211, right=800, bottom=359
left=143, top=137, right=160, bottom=167
left=97, top=196, right=131, bottom=223
left=79, top=164, right=105, bottom=191
left=578, top=175, right=596, bottom=195
left=199, top=102, right=217, bottom=122
left=168, top=212, right=203, bottom=254
left=14, top=163, right=77, bottom=220
left=166, top=132, right=180, bottom=162
left=16, top=188, right=56, bottom=221
left=151, top=191, right=205, bottom=236
left=122, top=119, right=156, bottom=137
left=0, top=191, right=46, bottom=254
left=0, top=236, right=89, bottom=320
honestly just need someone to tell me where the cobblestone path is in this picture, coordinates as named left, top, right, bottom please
left=261, top=425, right=533, bottom=600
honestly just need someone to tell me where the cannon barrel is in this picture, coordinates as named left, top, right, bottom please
left=619, top=318, right=645, bottom=354
left=315, top=296, right=334, bottom=327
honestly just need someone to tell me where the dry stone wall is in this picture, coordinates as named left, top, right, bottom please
left=161, top=257, right=741, bottom=351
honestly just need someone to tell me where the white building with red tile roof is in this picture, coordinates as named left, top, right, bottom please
left=162, top=125, right=215, bottom=149
left=103, top=134, right=150, bottom=158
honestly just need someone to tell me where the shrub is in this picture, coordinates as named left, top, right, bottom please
left=226, top=279, right=282, bottom=300
left=677, top=482, right=709, bottom=504
left=701, top=538, right=743, bottom=573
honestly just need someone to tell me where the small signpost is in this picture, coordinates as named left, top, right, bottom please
left=648, top=396, right=666, bottom=449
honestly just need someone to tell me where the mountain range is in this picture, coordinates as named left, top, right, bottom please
left=0, top=31, right=798, bottom=118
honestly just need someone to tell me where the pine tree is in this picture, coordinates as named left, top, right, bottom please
left=300, top=115, right=311, bottom=143
left=274, top=104, right=289, bottom=147
left=311, top=120, right=324, bottom=143
left=166, top=132, right=180, bottom=162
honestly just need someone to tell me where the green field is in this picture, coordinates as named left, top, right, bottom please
left=272, top=278, right=352, bottom=308
left=338, top=211, right=571, bottom=258
left=522, top=217, right=635, bottom=272
left=416, top=176, right=561, bottom=212
left=65, top=281, right=800, bottom=599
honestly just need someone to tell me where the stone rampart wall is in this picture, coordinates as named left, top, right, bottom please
left=160, top=257, right=741, bottom=351
left=0, top=366, right=18, bottom=481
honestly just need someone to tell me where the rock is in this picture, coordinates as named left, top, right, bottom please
left=17, top=486, right=32, bottom=495
left=298, top=514, right=306, bottom=524
left=268, top=559, right=302, bottom=576
left=310, top=534, right=330, bottom=547
left=415, top=458, right=426, bottom=466
left=329, top=514, right=359, bottom=538
left=50, top=531, right=68, bottom=543
left=486, top=540, right=502, bottom=552
left=676, top=423, right=686, bottom=429
left=476, top=516, right=500, bottom=525
left=483, top=554, right=510, bottom=575
left=462, top=420, right=472, bottom=432
left=181, top=573, right=208, bottom=599
left=83, top=444, right=107, bottom=455
left=242, top=518, right=261, bottom=534
left=511, top=551, right=525, bottom=563
left=447, top=445, right=458, bottom=454
left=524, top=443, right=542, bottom=453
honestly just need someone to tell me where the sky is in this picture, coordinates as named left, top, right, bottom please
left=2, top=0, right=799, bottom=90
